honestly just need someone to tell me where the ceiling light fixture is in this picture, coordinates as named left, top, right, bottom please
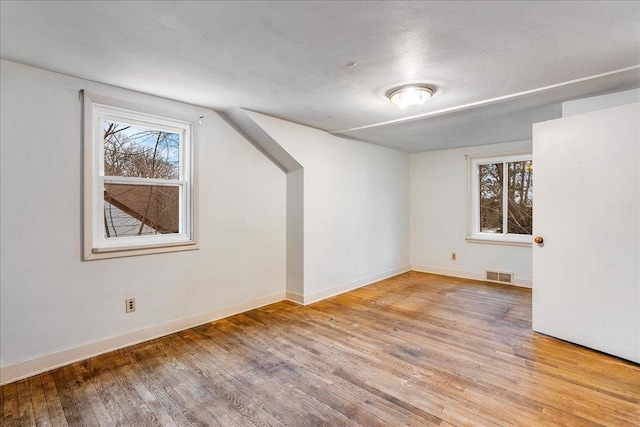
left=387, top=84, right=434, bottom=108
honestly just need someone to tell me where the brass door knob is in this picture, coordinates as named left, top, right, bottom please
left=534, top=236, right=544, bottom=244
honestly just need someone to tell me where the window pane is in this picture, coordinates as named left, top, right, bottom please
left=507, top=160, right=533, bottom=235
left=479, top=163, right=503, bottom=233
left=104, top=122, right=180, bottom=179
left=104, top=184, right=180, bottom=238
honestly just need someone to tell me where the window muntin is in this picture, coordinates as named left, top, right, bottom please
left=84, top=93, right=197, bottom=259
left=469, top=153, right=533, bottom=245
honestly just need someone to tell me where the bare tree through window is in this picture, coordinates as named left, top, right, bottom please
left=479, top=163, right=504, bottom=233
left=478, top=160, right=533, bottom=235
left=103, top=122, right=180, bottom=237
left=507, top=160, right=533, bottom=235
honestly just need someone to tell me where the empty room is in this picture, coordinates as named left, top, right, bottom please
left=1, top=1, right=639, bottom=426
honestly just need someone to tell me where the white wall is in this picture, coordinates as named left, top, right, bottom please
left=245, top=112, right=411, bottom=303
left=562, top=88, right=640, bottom=117
left=410, top=140, right=533, bottom=286
left=0, top=61, right=287, bottom=382
left=286, top=168, right=305, bottom=296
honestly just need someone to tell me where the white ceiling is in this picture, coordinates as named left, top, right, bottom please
left=1, top=1, right=639, bottom=152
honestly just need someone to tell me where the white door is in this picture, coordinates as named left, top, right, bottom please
left=532, top=102, right=639, bottom=363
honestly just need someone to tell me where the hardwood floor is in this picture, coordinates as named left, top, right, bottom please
left=2, top=272, right=639, bottom=426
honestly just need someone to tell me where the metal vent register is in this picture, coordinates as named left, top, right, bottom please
left=485, top=270, right=513, bottom=284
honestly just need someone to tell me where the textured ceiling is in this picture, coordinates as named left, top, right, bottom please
left=1, top=1, right=639, bottom=151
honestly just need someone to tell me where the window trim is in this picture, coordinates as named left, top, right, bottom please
left=83, top=91, right=199, bottom=260
left=466, top=150, right=532, bottom=247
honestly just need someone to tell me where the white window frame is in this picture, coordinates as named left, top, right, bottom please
left=466, top=150, right=532, bottom=247
left=83, top=92, right=198, bottom=260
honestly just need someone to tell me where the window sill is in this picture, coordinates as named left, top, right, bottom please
left=84, top=240, right=198, bottom=261
left=465, top=237, right=532, bottom=248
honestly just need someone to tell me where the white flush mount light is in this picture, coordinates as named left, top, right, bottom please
left=387, top=85, right=434, bottom=108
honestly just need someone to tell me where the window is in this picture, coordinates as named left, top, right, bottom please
left=467, top=152, right=533, bottom=245
left=83, top=92, right=198, bottom=260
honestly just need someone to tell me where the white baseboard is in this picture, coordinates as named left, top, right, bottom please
left=0, top=291, right=285, bottom=386
left=411, top=265, right=532, bottom=288
left=302, top=265, right=411, bottom=305
left=285, top=291, right=304, bottom=304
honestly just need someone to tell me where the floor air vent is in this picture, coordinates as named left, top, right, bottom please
left=485, top=270, right=513, bottom=284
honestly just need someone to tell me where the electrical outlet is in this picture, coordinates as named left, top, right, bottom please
left=451, top=252, right=457, bottom=261
left=126, top=298, right=136, bottom=313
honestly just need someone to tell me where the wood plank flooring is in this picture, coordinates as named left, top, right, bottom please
left=2, top=272, right=639, bottom=426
